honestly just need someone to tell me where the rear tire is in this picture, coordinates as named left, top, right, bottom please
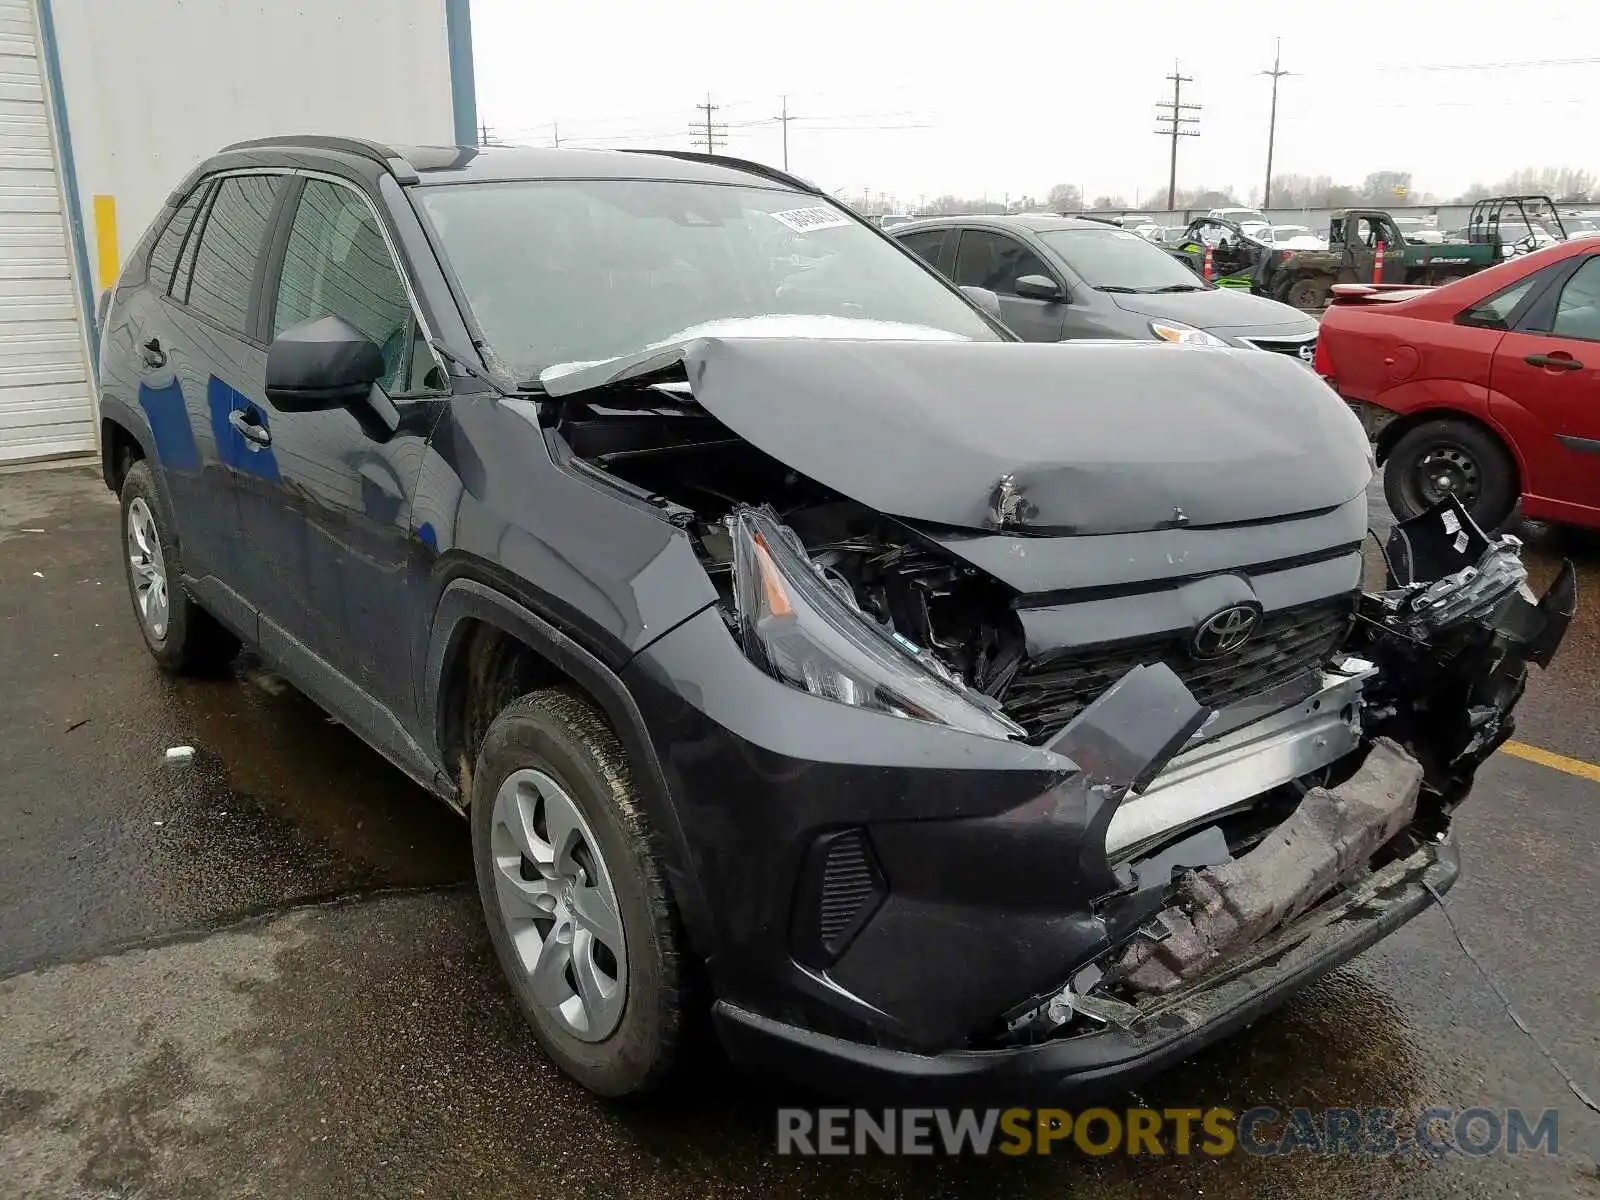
left=471, top=687, right=688, bottom=1097
left=119, top=460, right=240, bottom=674
left=1383, top=419, right=1517, bottom=530
left=1282, top=274, right=1334, bottom=310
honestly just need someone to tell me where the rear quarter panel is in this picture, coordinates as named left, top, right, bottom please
left=1321, top=305, right=1499, bottom=406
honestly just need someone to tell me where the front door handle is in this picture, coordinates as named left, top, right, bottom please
left=227, top=409, right=272, bottom=449
left=1524, top=352, right=1584, bottom=371
left=141, top=337, right=167, bottom=369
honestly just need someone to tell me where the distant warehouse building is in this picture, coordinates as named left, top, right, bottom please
left=1, top=0, right=477, bottom=464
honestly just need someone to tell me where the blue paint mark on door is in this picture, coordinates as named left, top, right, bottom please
left=137, top=379, right=200, bottom=471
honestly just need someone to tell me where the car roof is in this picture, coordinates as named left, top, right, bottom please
left=212, top=135, right=820, bottom=193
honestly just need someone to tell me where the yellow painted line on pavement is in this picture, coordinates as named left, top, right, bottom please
left=1501, top=739, right=1600, bottom=784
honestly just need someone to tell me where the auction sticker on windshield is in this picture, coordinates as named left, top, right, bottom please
left=771, top=206, right=853, bottom=233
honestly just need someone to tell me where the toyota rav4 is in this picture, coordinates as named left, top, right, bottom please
left=98, top=137, right=1573, bottom=1100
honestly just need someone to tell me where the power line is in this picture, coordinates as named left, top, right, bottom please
left=1154, top=60, right=1200, bottom=210
left=691, top=93, right=727, bottom=154
left=1260, top=39, right=1294, bottom=208
left=774, top=95, right=792, bottom=170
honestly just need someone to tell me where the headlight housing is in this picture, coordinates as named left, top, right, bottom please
left=727, top=505, right=1024, bottom=740
left=1149, top=319, right=1229, bottom=347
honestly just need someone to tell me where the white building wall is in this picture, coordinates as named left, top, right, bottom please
left=49, top=0, right=457, bottom=295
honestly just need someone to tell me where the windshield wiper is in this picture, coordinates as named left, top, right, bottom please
left=1141, top=283, right=1206, bottom=293
left=1094, top=285, right=1142, bottom=293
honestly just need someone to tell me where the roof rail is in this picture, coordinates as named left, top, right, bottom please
left=621, top=149, right=821, bottom=195
left=217, top=134, right=423, bottom=183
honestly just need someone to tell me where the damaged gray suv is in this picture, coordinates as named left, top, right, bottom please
left=99, top=139, right=1574, bottom=1101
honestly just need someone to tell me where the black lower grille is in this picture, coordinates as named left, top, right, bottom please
left=1002, top=598, right=1353, bottom=742
left=818, top=831, right=880, bottom=951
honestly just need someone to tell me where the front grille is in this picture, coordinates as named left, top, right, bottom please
left=1246, top=334, right=1317, bottom=361
left=1002, top=598, right=1353, bottom=742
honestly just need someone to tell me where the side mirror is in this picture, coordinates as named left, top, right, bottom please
left=960, top=285, right=1004, bottom=321
left=266, top=315, right=385, bottom=412
left=1014, top=274, right=1064, bottom=301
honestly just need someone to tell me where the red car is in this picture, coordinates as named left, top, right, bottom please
left=1316, top=239, right=1600, bottom=530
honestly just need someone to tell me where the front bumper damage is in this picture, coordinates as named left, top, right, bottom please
left=629, top=497, right=1574, bottom=1100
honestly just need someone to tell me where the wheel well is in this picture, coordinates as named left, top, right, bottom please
left=436, top=619, right=573, bottom=804
left=1374, top=408, right=1519, bottom=496
left=101, top=419, right=144, bottom=494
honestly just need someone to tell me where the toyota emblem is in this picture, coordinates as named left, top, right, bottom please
left=1191, top=604, right=1261, bottom=659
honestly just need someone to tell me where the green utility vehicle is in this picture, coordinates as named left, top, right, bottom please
left=1259, top=196, right=1567, bottom=309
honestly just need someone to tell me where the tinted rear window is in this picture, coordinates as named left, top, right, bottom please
left=147, top=184, right=209, bottom=293
left=184, top=175, right=284, bottom=335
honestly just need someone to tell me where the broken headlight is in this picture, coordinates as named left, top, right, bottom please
left=727, top=505, right=1024, bottom=740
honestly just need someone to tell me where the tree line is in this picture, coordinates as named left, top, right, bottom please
left=901, top=167, right=1596, bottom=218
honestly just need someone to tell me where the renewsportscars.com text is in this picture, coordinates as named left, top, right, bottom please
left=776, top=1106, right=1561, bottom=1157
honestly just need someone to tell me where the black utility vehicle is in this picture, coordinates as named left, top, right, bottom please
left=99, top=138, right=1572, bottom=1100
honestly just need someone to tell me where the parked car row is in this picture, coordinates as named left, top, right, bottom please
left=96, top=139, right=1572, bottom=1106
left=891, top=214, right=1318, bottom=351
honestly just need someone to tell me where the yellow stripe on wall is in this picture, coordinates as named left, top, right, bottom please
left=92, top=194, right=119, bottom=289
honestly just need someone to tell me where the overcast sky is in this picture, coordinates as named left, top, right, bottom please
left=469, top=0, right=1595, bottom=208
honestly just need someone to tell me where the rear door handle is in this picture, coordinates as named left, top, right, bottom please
left=141, top=337, right=167, bottom=368
left=1524, top=353, right=1584, bottom=371
left=227, top=409, right=272, bottom=449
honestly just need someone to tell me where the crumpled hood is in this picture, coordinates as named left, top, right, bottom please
left=1107, top=287, right=1314, bottom=336
left=544, top=337, right=1373, bottom=536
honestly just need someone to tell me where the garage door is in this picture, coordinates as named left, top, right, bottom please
left=0, top=0, right=93, bottom=464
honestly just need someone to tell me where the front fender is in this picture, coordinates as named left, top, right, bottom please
left=421, top=577, right=717, bottom=956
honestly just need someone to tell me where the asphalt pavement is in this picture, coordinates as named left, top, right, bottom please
left=1, top=463, right=1596, bottom=1199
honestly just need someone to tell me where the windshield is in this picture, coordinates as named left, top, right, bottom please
left=1270, top=225, right=1312, bottom=239
left=415, top=179, right=999, bottom=379
left=1037, top=227, right=1205, bottom=291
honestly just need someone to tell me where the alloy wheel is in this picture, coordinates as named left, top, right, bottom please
left=490, top=768, right=627, bottom=1041
left=126, top=497, right=170, bottom=641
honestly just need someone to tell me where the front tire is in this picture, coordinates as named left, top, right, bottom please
left=471, top=688, right=688, bottom=1097
left=1383, top=419, right=1517, bottom=530
left=119, top=460, right=240, bottom=674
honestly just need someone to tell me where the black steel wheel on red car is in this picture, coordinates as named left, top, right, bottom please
left=1384, top=418, right=1517, bottom=530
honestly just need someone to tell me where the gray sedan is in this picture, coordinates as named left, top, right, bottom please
left=893, top=215, right=1318, bottom=358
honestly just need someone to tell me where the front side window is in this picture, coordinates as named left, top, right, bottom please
left=147, top=184, right=209, bottom=294
left=415, top=179, right=999, bottom=381
left=1550, top=257, right=1600, bottom=342
left=953, top=231, right=1052, bottom=295
left=184, top=174, right=284, bottom=334
left=274, top=180, right=417, bottom=392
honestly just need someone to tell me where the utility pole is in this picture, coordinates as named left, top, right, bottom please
left=1260, top=40, right=1293, bottom=209
left=478, top=120, right=488, bottom=147
left=774, top=94, right=792, bottom=170
left=691, top=93, right=727, bottom=154
left=1154, top=61, right=1200, bottom=210
left=552, top=120, right=561, bottom=149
